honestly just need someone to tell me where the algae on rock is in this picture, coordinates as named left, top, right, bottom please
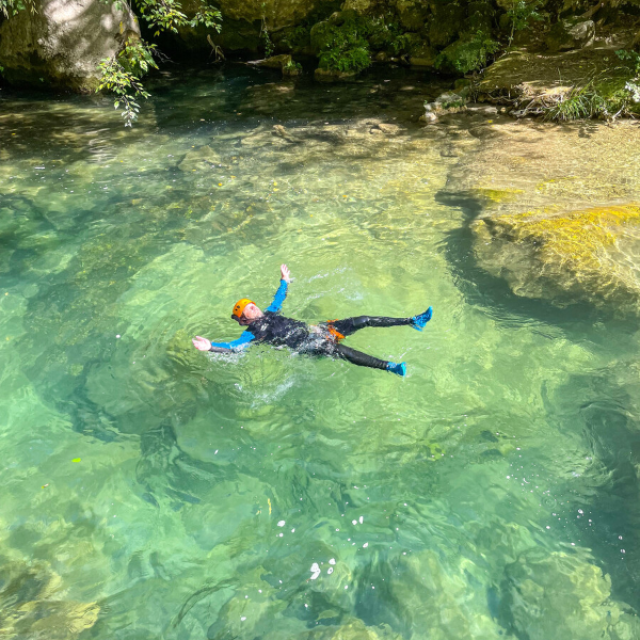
left=473, top=205, right=640, bottom=312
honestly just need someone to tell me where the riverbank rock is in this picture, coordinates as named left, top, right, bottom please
left=254, top=54, right=292, bottom=69
left=251, top=54, right=302, bottom=76
left=473, top=205, right=640, bottom=311
left=545, top=18, right=595, bottom=52
left=476, top=26, right=639, bottom=116
left=173, top=0, right=327, bottom=53
left=0, top=0, right=140, bottom=92
left=421, top=92, right=467, bottom=122
left=409, top=44, right=438, bottom=67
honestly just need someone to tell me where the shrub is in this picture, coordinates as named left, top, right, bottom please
left=436, top=30, right=500, bottom=75
left=313, top=15, right=372, bottom=74
left=503, top=0, right=544, bottom=44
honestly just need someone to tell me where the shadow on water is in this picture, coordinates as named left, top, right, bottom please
left=547, top=370, right=640, bottom=610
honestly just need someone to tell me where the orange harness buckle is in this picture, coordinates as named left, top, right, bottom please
left=326, top=320, right=345, bottom=342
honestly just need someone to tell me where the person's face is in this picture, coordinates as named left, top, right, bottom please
left=239, top=303, right=262, bottom=325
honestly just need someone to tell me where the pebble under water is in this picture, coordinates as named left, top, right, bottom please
left=2, top=65, right=640, bottom=640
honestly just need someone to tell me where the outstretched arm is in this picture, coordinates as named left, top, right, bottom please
left=192, top=331, right=255, bottom=353
left=266, top=264, right=291, bottom=313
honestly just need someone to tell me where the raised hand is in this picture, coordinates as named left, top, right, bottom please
left=280, top=264, right=291, bottom=283
left=192, top=336, right=212, bottom=351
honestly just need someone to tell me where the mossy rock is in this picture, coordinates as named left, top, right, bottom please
left=277, top=23, right=312, bottom=52
left=476, top=45, right=639, bottom=115
left=256, top=54, right=292, bottom=68
left=396, top=0, right=430, bottom=31
left=464, top=1, right=495, bottom=33
left=409, top=43, right=438, bottom=67
left=428, top=1, right=465, bottom=48
left=309, top=13, right=344, bottom=53
left=471, top=188, right=525, bottom=204
left=282, top=60, right=303, bottom=76
left=473, top=204, right=640, bottom=312
left=545, top=18, right=595, bottom=52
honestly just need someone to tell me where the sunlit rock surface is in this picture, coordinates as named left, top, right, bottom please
left=0, top=0, right=139, bottom=91
left=476, top=27, right=639, bottom=115
left=473, top=205, right=640, bottom=311
left=438, top=117, right=640, bottom=312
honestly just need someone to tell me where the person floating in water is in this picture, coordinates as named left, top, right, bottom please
left=192, top=265, right=432, bottom=376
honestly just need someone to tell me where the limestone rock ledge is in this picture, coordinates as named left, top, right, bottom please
left=473, top=205, right=640, bottom=313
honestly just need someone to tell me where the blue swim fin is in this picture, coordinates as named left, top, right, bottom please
left=387, top=362, right=407, bottom=377
left=412, top=306, right=433, bottom=331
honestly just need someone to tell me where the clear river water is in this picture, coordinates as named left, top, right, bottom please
left=2, top=64, right=640, bottom=640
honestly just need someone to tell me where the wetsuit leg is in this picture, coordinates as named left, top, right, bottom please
left=336, top=344, right=389, bottom=370
left=330, top=316, right=412, bottom=337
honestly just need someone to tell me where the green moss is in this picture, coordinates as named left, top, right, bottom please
left=429, top=1, right=465, bottom=48
left=473, top=204, right=640, bottom=309
left=435, top=31, right=500, bottom=75
left=478, top=205, right=640, bottom=277
left=280, top=24, right=311, bottom=51
left=312, top=14, right=372, bottom=74
left=473, top=188, right=524, bottom=204
left=310, top=11, right=426, bottom=73
left=282, top=60, right=303, bottom=76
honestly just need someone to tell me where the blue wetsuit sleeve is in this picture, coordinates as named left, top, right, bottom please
left=209, top=331, right=254, bottom=352
left=266, top=279, right=288, bottom=313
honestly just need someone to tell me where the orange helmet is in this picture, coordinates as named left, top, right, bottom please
left=232, top=298, right=254, bottom=319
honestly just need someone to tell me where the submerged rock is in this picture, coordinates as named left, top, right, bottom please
left=315, top=67, right=359, bottom=81
left=391, top=549, right=503, bottom=639
left=301, top=618, right=401, bottom=640
left=0, top=558, right=99, bottom=639
left=421, top=92, right=467, bottom=122
left=0, top=0, right=139, bottom=92
left=501, top=549, right=640, bottom=640
left=370, top=123, right=402, bottom=135
left=178, top=145, right=222, bottom=172
left=473, top=205, right=640, bottom=312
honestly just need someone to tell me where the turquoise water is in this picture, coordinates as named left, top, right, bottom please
left=2, top=66, right=640, bottom=640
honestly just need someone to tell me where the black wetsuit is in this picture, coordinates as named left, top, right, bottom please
left=246, top=312, right=412, bottom=370
left=208, top=279, right=414, bottom=371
